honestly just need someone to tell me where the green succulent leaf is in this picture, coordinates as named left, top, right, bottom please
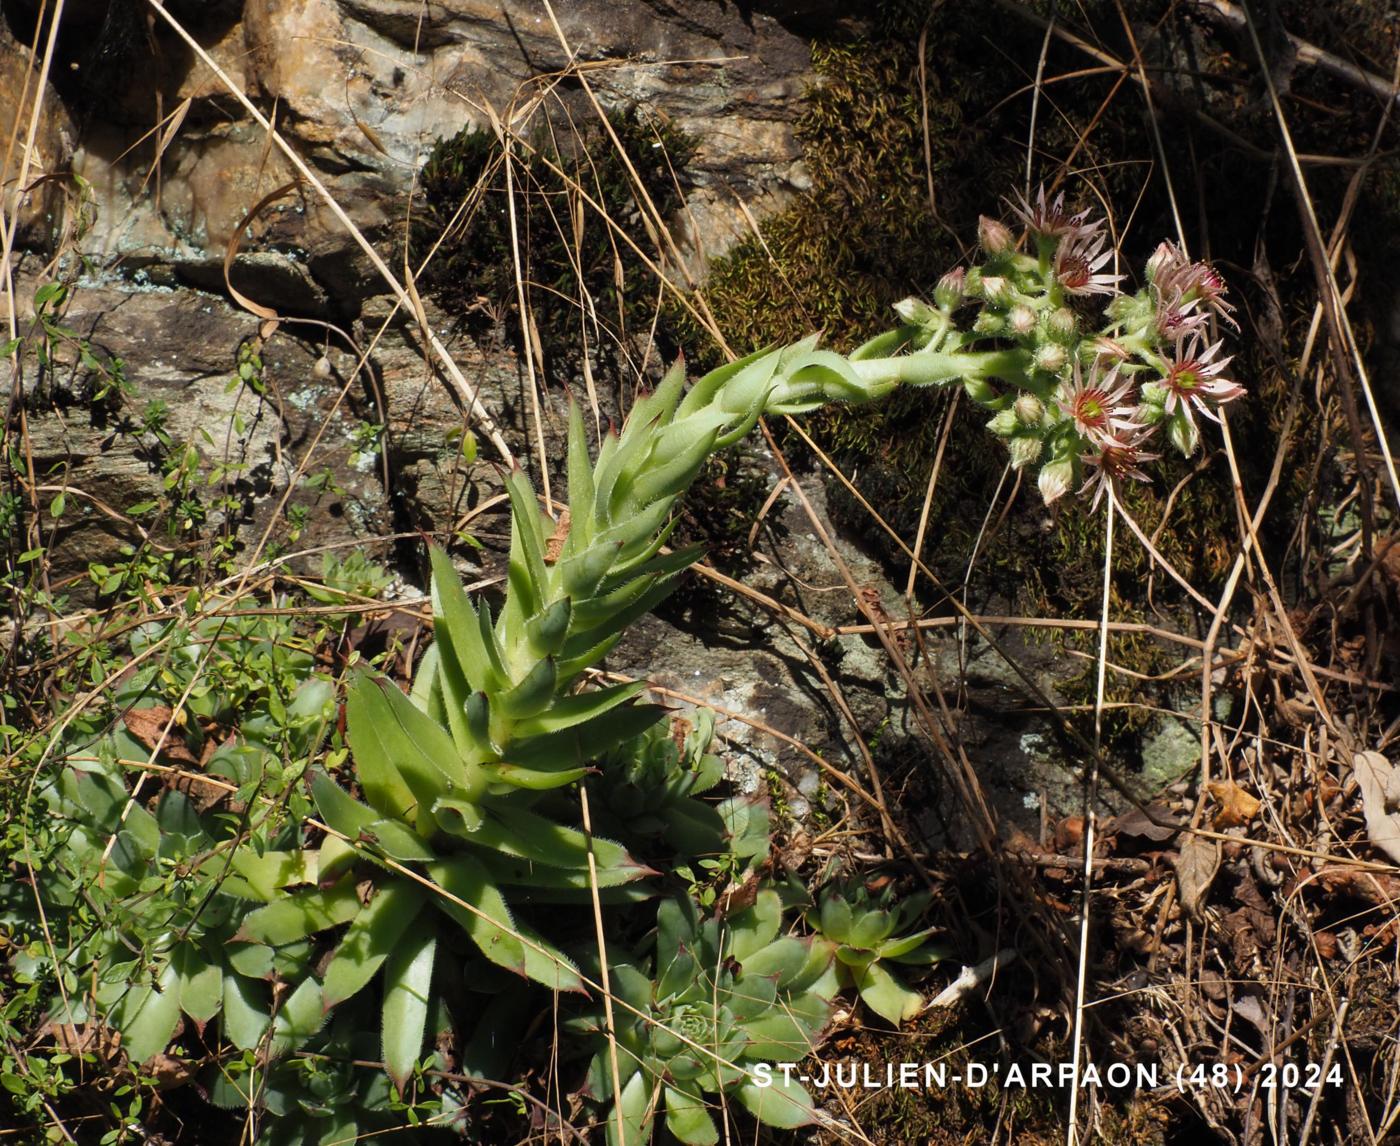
left=321, top=881, right=428, bottom=1009
left=664, top=1085, right=718, bottom=1145
left=382, top=928, right=437, bottom=1093
left=605, top=1068, right=653, bottom=1146
left=234, top=881, right=360, bottom=946
left=173, top=945, right=222, bottom=1026
left=114, top=959, right=182, bottom=1063
left=225, top=847, right=318, bottom=902
left=222, top=972, right=271, bottom=1051
left=270, top=977, right=326, bottom=1055
left=453, top=803, right=652, bottom=884
left=347, top=669, right=472, bottom=828
left=424, top=857, right=583, bottom=992
left=853, top=959, right=924, bottom=1026
left=734, top=1074, right=818, bottom=1130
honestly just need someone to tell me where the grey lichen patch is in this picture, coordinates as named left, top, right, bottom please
left=1140, top=712, right=1203, bottom=790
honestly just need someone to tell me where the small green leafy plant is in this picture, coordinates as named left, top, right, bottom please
left=811, top=880, right=948, bottom=1026
left=573, top=892, right=839, bottom=1145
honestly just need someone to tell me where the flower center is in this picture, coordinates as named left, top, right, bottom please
left=1059, top=256, right=1090, bottom=289
left=1170, top=365, right=1201, bottom=393
left=1075, top=392, right=1107, bottom=425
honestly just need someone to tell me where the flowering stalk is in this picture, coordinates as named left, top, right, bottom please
left=861, top=187, right=1243, bottom=505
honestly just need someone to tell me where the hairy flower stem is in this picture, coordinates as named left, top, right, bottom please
left=847, top=346, right=1032, bottom=391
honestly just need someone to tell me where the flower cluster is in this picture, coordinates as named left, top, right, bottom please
left=889, top=187, right=1244, bottom=506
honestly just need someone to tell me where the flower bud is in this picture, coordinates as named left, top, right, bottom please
left=1014, top=393, right=1045, bottom=426
left=980, top=275, right=1012, bottom=305
left=972, top=310, right=1004, bottom=337
left=1166, top=408, right=1199, bottom=456
left=978, top=215, right=1015, bottom=256
left=987, top=408, right=1019, bottom=436
left=1037, top=455, right=1075, bottom=504
left=934, top=267, right=966, bottom=311
left=894, top=296, right=938, bottom=327
left=1033, top=342, right=1068, bottom=374
left=1135, top=381, right=1167, bottom=425
left=1047, top=307, right=1078, bottom=341
left=1008, top=305, right=1037, bottom=337
left=1146, top=240, right=1185, bottom=284
left=963, top=375, right=999, bottom=405
left=1009, top=434, right=1043, bottom=469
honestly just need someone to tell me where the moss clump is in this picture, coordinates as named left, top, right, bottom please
left=412, top=105, right=696, bottom=383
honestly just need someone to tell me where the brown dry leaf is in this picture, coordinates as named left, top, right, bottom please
left=1111, top=804, right=1181, bottom=842
left=544, top=508, right=571, bottom=563
left=1353, top=751, right=1400, bottom=866
left=122, top=707, right=198, bottom=765
left=1173, top=834, right=1221, bottom=922
left=1207, top=780, right=1262, bottom=830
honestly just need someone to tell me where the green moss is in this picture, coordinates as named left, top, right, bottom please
left=412, top=105, right=696, bottom=381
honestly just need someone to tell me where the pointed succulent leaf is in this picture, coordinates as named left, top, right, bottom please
left=408, top=640, right=442, bottom=714
left=665, top=1085, right=719, bottom=1146
left=846, top=908, right=895, bottom=950
left=557, top=538, right=624, bottom=601
left=507, top=703, right=667, bottom=772
left=657, top=896, right=701, bottom=969
left=430, top=545, right=505, bottom=696
left=876, top=926, right=943, bottom=961
left=885, top=940, right=952, bottom=967
left=224, top=848, right=318, bottom=902
left=321, top=881, right=428, bottom=1009
left=359, top=818, right=437, bottom=862
left=381, top=927, right=437, bottom=1093
left=318, top=833, right=358, bottom=884
left=222, top=972, right=270, bottom=1051
left=563, top=402, right=597, bottom=556
left=173, top=945, right=222, bottom=1026
left=424, top=857, right=582, bottom=992
left=509, top=680, right=646, bottom=738
left=311, top=771, right=377, bottom=838
left=496, top=655, right=558, bottom=721
left=673, top=345, right=774, bottom=421
left=817, top=894, right=854, bottom=943
left=605, top=1068, right=654, bottom=1146
left=350, top=671, right=475, bottom=826
left=853, top=960, right=924, bottom=1025
left=226, top=943, right=274, bottom=979
left=738, top=936, right=812, bottom=987
left=501, top=468, right=551, bottom=626
left=270, top=977, right=326, bottom=1055
left=618, top=426, right=719, bottom=514
left=525, top=596, right=572, bottom=658
left=734, top=1074, right=818, bottom=1130
left=234, top=881, right=360, bottom=946
left=453, top=803, right=651, bottom=882
left=344, top=673, right=420, bottom=823
left=115, top=959, right=182, bottom=1063
left=486, top=761, right=591, bottom=791
left=726, top=890, right=783, bottom=962
left=741, top=1007, right=824, bottom=1062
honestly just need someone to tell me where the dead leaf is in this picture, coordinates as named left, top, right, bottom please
left=122, top=707, right=198, bottom=765
left=544, top=508, right=571, bottom=563
left=1207, top=780, right=1261, bottom=830
left=1173, top=833, right=1221, bottom=922
left=1111, top=804, right=1181, bottom=842
left=1353, top=751, right=1400, bottom=865
left=1054, top=816, right=1085, bottom=853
